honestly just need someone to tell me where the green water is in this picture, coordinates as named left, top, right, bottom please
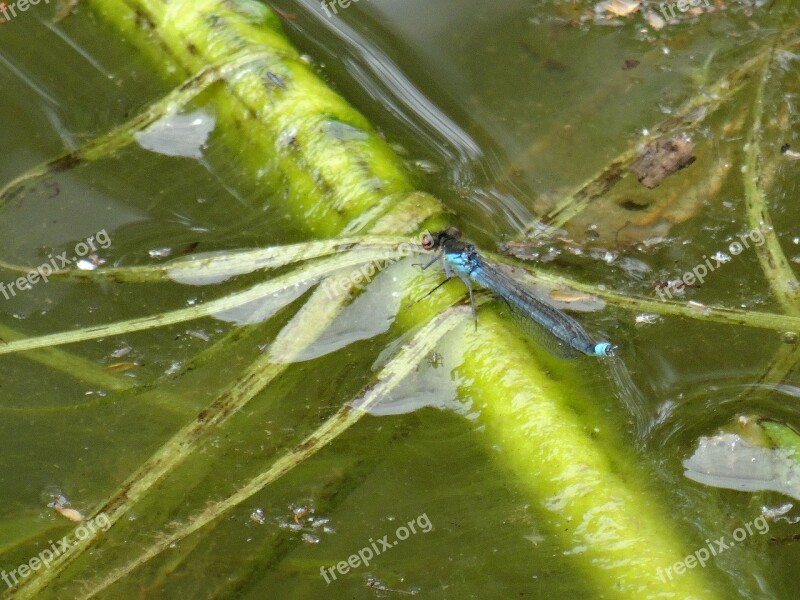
left=0, top=0, right=799, bottom=598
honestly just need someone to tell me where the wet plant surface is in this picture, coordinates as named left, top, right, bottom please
left=0, top=1, right=799, bottom=598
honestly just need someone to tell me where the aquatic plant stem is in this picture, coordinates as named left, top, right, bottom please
left=532, top=24, right=800, bottom=239
left=73, top=306, right=470, bottom=599
left=484, top=250, right=800, bottom=334
left=0, top=50, right=275, bottom=209
left=5, top=2, right=752, bottom=599
left=734, top=44, right=800, bottom=403
left=743, top=47, right=800, bottom=315
left=463, top=312, right=724, bottom=599
left=84, top=0, right=417, bottom=237
left=0, top=247, right=405, bottom=357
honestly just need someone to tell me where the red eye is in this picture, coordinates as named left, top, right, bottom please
left=421, top=233, right=435, bottom=249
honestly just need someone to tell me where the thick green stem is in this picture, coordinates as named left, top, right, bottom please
left=8, top=1, right=736, bottom=598
left=462, top=312, right=722, bottom=599
left=87, top=0, right=416, bottom=237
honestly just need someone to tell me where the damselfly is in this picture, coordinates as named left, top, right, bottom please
left=420, top=228, right=614, bottom=357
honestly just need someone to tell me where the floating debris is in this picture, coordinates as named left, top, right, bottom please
left=134, top=109, right=216, bottom=159
left=309, top=516, right=331, bottom=528
left=595, top=0, right=640, bottom=18
left=53, top=0, right=79, bottom=22
left=276, top=503, right=335, bottom=538
left=290, top=503, right=312, bottom=524
left=366, top=577, right=418, bottom=595
left=654, top=279, right=691, bottom=297
left=683, top=417, right=800, bottom=500
left=104, top=361, right=142, bottom=373
left=780, top=143, right=800, bottom=160
left=148, top=247, right=173, bottom=259
left=278, top=520, right=303, bottom=531
left=549, top=289, right=594, bottom=303
left=710, top=250, right=731, bottom=265
left=110, top=344, right=133, bottom=358
left=164, top=361, right=182, bottom=376
left=630, top=133, right=696, bottom=188
left=622, top=58, right=640, bottom=70
left=54, top=506, right=83, bottom=522
left=250, top=508, right=266, bottom=525
left=761, top=502, right=800, bottom=525
left=75, top=256, right=106, bottom=270
left=48, top=494, right=83, bottom=522
left=186, top=329, right=211, bottom=342
left=645, top=9, right=666, bottom=29
left=687, top=300, right=706, bottom=310
left=47, top=493, right=68, bottom=508
left=635, top=313, right=660, bottom=325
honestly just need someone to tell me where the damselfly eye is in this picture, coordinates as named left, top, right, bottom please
left=421, top=233, right=435, bottom=249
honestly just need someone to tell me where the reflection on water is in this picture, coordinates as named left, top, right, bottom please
left=278, top=2, right=800, bottom=596
left=0, top=0, right=798, bottom=598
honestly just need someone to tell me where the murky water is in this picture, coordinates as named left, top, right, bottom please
left=0, top=0, right=799, bottom=598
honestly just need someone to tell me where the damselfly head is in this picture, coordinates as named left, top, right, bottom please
left=421, top=227, right=463, bottom=250
left=420, top=232, right=437, bottom=250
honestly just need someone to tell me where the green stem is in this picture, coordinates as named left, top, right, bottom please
left=85, top=0, right=417, bottom=237
left=0, top=50, right=275, bottom=209
left=0, top=247, right=404, bottom=357
left=74, top=307, right=469, bottom=599
left=533, top=24, right=800, bottom=239
left=6, top=1, right=748, bottom=599
left=743, top=47, right=800, bottom=315
left=485, top=250, right=800, bottom=334
left=463, top=311, right=724, bottom=599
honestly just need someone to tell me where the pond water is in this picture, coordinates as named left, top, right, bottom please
left=0, top=0, right=799, bottom=598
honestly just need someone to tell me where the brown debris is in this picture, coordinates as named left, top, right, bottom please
left=630, top=133, right=696, bottom=188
